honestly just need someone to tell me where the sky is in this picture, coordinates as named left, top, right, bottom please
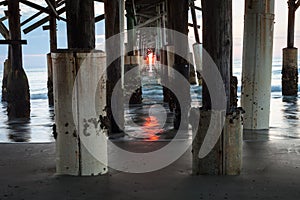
left=0, top=0, right=299, bottom=68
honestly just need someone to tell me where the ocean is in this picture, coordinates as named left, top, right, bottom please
left=0, top=66, right=54, bottom=143
left=0, top=58, right=299, bottom=143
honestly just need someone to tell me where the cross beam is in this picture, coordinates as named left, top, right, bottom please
left=23, top=6, right=65, bottom=34
left=20, top=0, right=51, bottom=15
left=0, top=21, right=9, bottom=39
left=20, top=0, right=65, bottom=26
left=0, top=39, right=27, bottom=45
left=45, top=0, right=60, bottom=18
left=296, top=0, right=300, bottom=9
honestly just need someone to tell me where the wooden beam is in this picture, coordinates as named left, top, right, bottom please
left=21, top=11, right=45, bottom=27
left=167, top=0, right=190, bottom=130
left=65, top=0, right=95, bottom=49
left=201, top=0, right=232, bottom=111
left=49, top=0, right=57, bottom=51
left=0, top=1, right=7, bottom=6
left=296, top=0, right=300, bottom=10
left=190, top=1, right=200, bottom=43
left=42, top=25, right=50, bottom=30
left=193, top=5, right=202, bottom=11
left=135, top=14, right=163, bottom=29
left=126, top=1, right=135, bottom=56
left=188, top=23, right=200, bottom=29
left=23, top=6, right=65, bottom=34
left=167, top=0, right=189, bottom=63
left=135, top=13, right=153, bottom=19
left=4, top=10, right=8, bottom=17
left=137, top=4, right=156, bottom=12
left=127, top=0, right=163, bottom=5
left=20, top=0, right=50, bottom=14
left=0, top=16, right=7, bottom=22
left=0, top=21, right=9, bottom=39
left=104, top=0, right=123, bottom=134
left=0, top=39, right=27, bottom=45
left=23, top=17, right=48, bottom=34
left=45, top=0, right=60, bottom=18
left=288, top=0, right=297, bottom=47
left=8, top=0, right=22, bottom=70
left=21, top=0, right=65, bottom=26
left=95, top=14, right=105, bottom=22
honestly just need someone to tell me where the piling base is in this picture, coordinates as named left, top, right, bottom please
left=282, top=48, right=298, bottom=96
left=192, top=110, right=243, bottom=175
left=52, top=51, right=107, bottom=176
left=7, top=68, right=30, bottom=119
left=1, top=59, right=10, bottom=101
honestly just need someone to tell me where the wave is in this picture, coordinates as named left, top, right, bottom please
left=30, top=93, right=48, bottom=100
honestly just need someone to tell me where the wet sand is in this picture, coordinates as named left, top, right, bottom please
left=0, top=138, right=300, bottom=200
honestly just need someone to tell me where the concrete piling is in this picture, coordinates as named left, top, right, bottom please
left=192, top=110, right=243, bottom=175
left=241, top=0, right=275, bottom=130
left=53, top=0, right=108, bottom=176
left=224, top=111, right=243, bottom=175
left=192, top=0, right=243, bottom=176
left=282, top=48, right=298, bottom=96
left=53, top=51, right=108, bottom=176
left=282, top=0, right=299, bottom=96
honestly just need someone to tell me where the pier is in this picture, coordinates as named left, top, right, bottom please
left=0, top=0, right=299, bottom=199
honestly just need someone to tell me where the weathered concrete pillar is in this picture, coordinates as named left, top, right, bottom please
left=53, top=51, right=107, bottom=176
left=192, top=110, right=243, bottom=175
left=7, top=0, right=30, bottom=119
left=241, top=0, right=275, bottom=130
left=282, top=48, right=298, bottom=96
left=53, top=0, right=107, bottom=176
left=193, top=0, right=242, bottom=175
left=223, top=112, right=243, bottom=175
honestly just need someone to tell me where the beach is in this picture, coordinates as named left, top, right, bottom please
left=0, top=139, right=300, bottom=199
left=0, top=60, right=300, bottom=199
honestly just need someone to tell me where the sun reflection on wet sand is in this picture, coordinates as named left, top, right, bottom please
left=142, top=116, right=164, bottom=141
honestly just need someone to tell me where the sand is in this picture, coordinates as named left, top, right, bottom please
left=0, top=139, right=300, bottom=200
